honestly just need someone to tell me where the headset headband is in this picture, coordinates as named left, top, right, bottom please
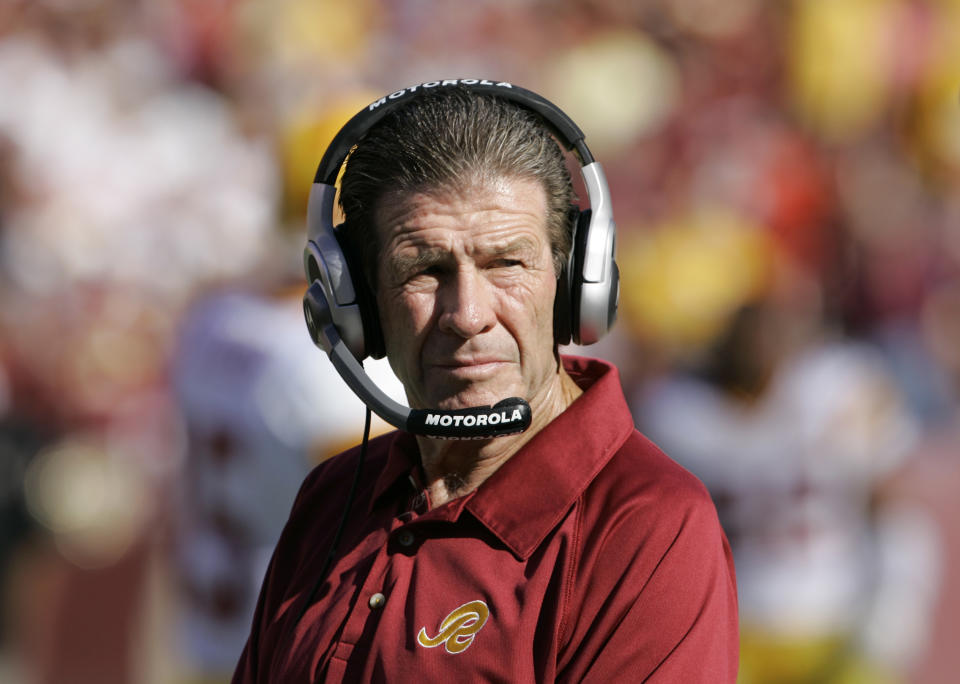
left=313, top=79, right=595, bottom=186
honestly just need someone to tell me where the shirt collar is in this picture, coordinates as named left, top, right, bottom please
left=371, top=430, right=420, bottom=507
left=370, top=356, right=635, bottom=559
left=465, top=355, right=634, bottom=559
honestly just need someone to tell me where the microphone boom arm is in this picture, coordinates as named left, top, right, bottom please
left=304, top=282, right=531, bottom=440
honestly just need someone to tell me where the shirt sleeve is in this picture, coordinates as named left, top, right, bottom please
left=557, top=481, right=739, bottom=683
left=230, top=460, right=333, bottom=684
left=230, top=551, right=274, bottom=684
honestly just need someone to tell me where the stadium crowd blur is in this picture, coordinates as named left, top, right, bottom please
left=0, top=0, right=958, bottom=682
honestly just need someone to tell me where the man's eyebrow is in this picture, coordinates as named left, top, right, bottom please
left=485, top=236, right=539, bottom=258
left=386, top=248, right=450, bottom=275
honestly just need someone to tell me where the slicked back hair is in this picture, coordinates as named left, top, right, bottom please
left=338, top=87, right=576, bottom=287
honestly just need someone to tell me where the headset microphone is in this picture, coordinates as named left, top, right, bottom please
left=304, top=281, right=532, bottom=439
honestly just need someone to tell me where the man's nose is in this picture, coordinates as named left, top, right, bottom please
left=437, top=267, right=496, bottom=338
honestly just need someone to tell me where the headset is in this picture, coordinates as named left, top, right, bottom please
left=302, top=79, right=619, bottom=440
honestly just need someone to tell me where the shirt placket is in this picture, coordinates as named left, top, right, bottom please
left=323, top=510, right=418, bottom=679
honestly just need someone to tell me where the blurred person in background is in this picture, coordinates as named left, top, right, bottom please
left=633, top=293, right=939, bottom=684
left=621, top=1, right=960, bottom=680
left=887, top=282, right=960, bottom=683
left=170, top=285, right=404, bottom=684
left=0, top=1, right=280, bottom=682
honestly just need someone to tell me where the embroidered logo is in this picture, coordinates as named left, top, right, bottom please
left=416, top=600, right=490, bottom=654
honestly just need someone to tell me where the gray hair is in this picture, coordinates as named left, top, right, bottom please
left=338, top=87, right=576, bottom=286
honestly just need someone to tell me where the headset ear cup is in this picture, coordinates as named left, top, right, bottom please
left=568, top=209, right=593, bottom=345
left=608, top=259, right=620, bottom=332
left=553, top=207, right=581, bottom=346
left=553, top=266, right=572, bottom=347
left=334, top=222, right=386, bottom=359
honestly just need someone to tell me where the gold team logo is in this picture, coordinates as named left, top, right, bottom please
left=417, top=600, right=490, bottom=654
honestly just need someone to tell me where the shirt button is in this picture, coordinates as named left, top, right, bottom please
left=397, top=529, right=415, bottom=547
left=368, top=592, right=386, bottom=610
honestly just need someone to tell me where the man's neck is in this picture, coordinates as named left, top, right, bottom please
left=415, top=367, right=583, bottom=508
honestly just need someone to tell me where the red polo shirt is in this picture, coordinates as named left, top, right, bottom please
left=233, top=356, right=738, bottom=682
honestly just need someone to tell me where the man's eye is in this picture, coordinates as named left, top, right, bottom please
left=409, top=265, right=442, bottom=280
left=491, top=259, right=523, bottom=269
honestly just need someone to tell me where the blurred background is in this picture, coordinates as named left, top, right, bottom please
left=0, top=0, right=958, bottom=682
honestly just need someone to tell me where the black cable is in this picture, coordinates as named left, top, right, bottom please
left=295, top=405, right=372, bottom=625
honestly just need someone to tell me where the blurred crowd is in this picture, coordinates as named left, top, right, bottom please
left=0, top=0, right=957, bottom=682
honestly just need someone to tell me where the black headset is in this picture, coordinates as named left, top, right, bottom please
left=302, top=79, right=619, bottom=440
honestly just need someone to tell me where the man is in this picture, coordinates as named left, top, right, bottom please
left=233, top=84, right=738, bottom=683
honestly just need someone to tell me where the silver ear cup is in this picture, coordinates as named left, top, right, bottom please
left=303, top=182, right=371, bottom=360
left=573, top=162, right=618, bottom=345
left=574, top=220, right=617, bottom=345
left=303, top=280, right=335, bottom=352
left=304, top=241, right=367, bottom=360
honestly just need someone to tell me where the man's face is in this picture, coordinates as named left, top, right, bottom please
left=374, top=176, right=559, bottom=412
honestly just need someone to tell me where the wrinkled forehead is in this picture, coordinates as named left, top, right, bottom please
left=374, top=176, right=548, bottom=246
left=372, top=174, right=550, bottom=236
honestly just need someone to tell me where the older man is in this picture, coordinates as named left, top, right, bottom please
left=233, top=83, right=738, bottom=683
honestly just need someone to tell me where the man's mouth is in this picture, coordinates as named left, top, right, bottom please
left=431, top=357, right=509, bottom=377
